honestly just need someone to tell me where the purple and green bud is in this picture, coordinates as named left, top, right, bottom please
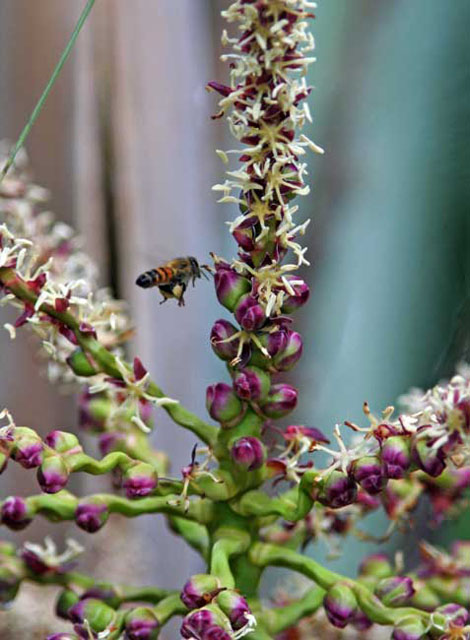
left=124, top=607, right=160, bottom=640
left=232, top=366, right=270, bottom=402
left=260, top=383, right=298, bottom=418
left=81, top=583, right=120, bottom=608
left=180, top=605, right=231, bottom=640
left=374, top=576, right=415, bottom=607
left=68, top=597, right=116, bottom=632
left=392, top=616, right=429, bottom=640
left=0, top=558, right=23, bottom=604
left=280, top=277, right=310, bottom=314
left=231, top=436, right=265, bottom=471
left=351, top=610, right=373, bottom=631
left=215, top=589, right=251, bottom=630
left=45, top=430, right=81, bottom=454
left=66, top=347, right=99, bottom=377
left=317, top=470, right=358, bottom=509
left=412, top=436, right=446, bottom=477
left=11, top=428, right=43, bottom=469
left=75, top=498, right=109, bottom=533
left=210, top=320, right=240, bottom=362
left=234, top=294, right=266, bottom=331
left=270, top=330, right=303, bottom=371
left=1, top=496, right=33, bottom=530
left=0, top=452, right=8, bottom=474
left=181, top=574, right=221, bottom=610
left=431, top=603, right=469, bottom=635
left=323, top=583, right=357, bottom=629
left=37, top=454, right=70, bottom=493
left=122, top=463, right=158, bottom=499
left=56, top=589, right=80, bottom=619
left=349, top=455, right=388, bottom=495
left=206, top=383, right=245, bottom=428
left=381, top=436, right=411, bottom=479
left=358, top=553, right=394, bottom=579
left=214, top=262, right=251, bottom=312
left=409, top=584, right=440, bottom=611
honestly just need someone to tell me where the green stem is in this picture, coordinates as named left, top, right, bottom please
left=260, top=587, right=325, bottom=634
left=153, top=593, right=187, bottom=626
left=210, top=529, right=251, bottom=588
left=0, top=0, right=96, bottom=182
left=249, top=543, right=432, bottom=628
left=16, top=490, right=214, bottom=526
left=168, top=516, right=210, bottom=561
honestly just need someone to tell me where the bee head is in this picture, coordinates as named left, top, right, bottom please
left=136, top=272, right=154, bottom=288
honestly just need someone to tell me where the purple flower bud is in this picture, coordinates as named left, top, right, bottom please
left=181, top=608, right=215, bottom=639
left=381, top=436, right=411, bottom=479
left=351, top=610, right=373, bottom=631
left=323, top=583, right=357, bottom=629
left=214, top=263, right=251, bottom=312
left=56, top=589, right=80, bottom=619
left=124, top=607, right=160, bottom=640
left=75, top=499, right=109, bottom=533
left=45, top=430, right=81, bottom=454
left=349, top=456, right=388, bottom=495
left=232, top=220, right=255, bottom=251
left=280, top=277, right=310, bottom=314
left=412, top=437, right=446, bottom=477
left=374, top=576, right=415, bottom=607
left=358, top=554, right=393, bottom=579
left=206, top=383, right=245, bottom=428
left=37, top=455, right=69, bottom=493
left=317, top=471, right=358, bottom=509
left=271, top=330, right=303, bottom=372
left=216, top=589, right=251, bottom=630
left=232, top=366, right=270, bottom=402
left=260, top=383, right=298, bottom=418
left=80, top=583, right=120, bottom=607
left=434, top=603, right=469, bottom=629
left=122, top=463, right=158, bottom=499
left=98, top=432, right=127, bottom=456
left=210, top=320, right=240, bottom=361
left=231, top=437, right=265, bottom=471
left=234, top=294, right=266, bottom=331
left=12, top=430, right=43, bottom=469
left=1, top=496, right=33, bottom=530
left=181, top=574, right=220, bottom=610
left=392, top=616, right=428, bottom=640
left=68, top=598, right=116, bottom=632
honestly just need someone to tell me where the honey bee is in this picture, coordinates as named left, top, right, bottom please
left=135, top=257, right=211, bottom=306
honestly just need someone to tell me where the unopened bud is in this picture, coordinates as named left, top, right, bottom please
left=181, top=574, right=220, bottom=610
left=374, top=576, right=415, bottom=607
left=412, top=436, right=446, bottom=477
left=381, top=436, right=411, bottom=479
left=392, top=615, right=428, bottom=640
left=260, top=383, right=298, bottom=418
left=66, top=348, right=99, bottom=377
left=280, top=277, right=310, bottom=314
left=206, top=383, right=245, bottom=428
left=323, top=583, right=357, bottom=629
left=216, top=589, right=251, bottom=630
left=234, top=294, right=266, bottom=331
left=349, top=456, right=388, bottom=495
left=75, top=498, right=109, bottom=533
left=317, top=471, right=357, bottom=509
left=56, top=589, right=80, bottom=619
left=214, top=263, right=251, bottom=312
left=122, top=463, right=158, bottom=499
left=68, top=597, right=116, bottom=632
left=231, top=437, right=265, bottom=471
left=210, top=320, right=240, bottom=361
left=232, top=366, right=270, bottom=402
left=37, top=455, right=69, bottom=494
left=45, top=430, right=81, bottom=454
left=124, top=607, right=160, bottom=640
left=1, top=496, right=33, bottom=530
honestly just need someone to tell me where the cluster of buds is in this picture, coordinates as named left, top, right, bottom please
left=180, top=575, right=254, bottom=640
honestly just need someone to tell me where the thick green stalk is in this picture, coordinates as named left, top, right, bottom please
left=0, top=0, right=96, bottom=182
left=210, top=529, right=251, bottom=588
left=153, top=593, right=187, bottom=626
left=15, top=490, right=215, bottom=525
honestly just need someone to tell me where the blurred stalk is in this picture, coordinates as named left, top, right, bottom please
left=0, top=0, right=95, bottom=182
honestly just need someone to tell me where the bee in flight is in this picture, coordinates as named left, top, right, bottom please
left=135, top=257, right=211, bottom=307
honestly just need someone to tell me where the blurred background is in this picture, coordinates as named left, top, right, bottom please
left=0, top=0, right=469, bottom=636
